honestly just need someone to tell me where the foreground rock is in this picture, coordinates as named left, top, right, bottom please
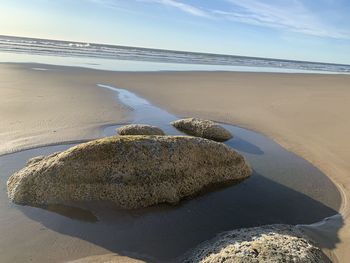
left=117, top=124, right=165, bottom=136
left=184, top=224, right=329, bottom=263
left=171, top=118, right=233, bottom=142
left=7, top=136, right=251, bottom=209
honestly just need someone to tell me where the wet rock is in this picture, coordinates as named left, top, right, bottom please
left=184, top=224, right=329, bottom=263
left=171, top=118, right=233, bottom=142
left=7, top=135, right=251, bottom=209
left=117, top=124, right=165, bottom=136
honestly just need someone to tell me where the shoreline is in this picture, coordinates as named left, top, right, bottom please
left=2, top=61, right=350, bottom=75
left=1, top=62, right=350, bottom=262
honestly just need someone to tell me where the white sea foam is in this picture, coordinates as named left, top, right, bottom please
left=68, top=43, right=90, bottom=48
left=31, top=67, right=50, bottom=71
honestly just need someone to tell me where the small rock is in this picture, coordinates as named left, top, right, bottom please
left=184, top=224, right=330, bottom=263
left=117, top=124, right=165, bottom=136
left=171, top=118, right=233, bottom=142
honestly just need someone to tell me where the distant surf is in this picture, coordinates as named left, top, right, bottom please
left=0, top=35, right=349, bottom=73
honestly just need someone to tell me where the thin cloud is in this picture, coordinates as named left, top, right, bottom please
left=215, top=0, right=350, bottom=39
left=90, top=0, right=210, bottom=18
left=140, top=0, right=210, bottom=18
left=88, top=0, right=350, bottom=39
left=87, top=0, right=131, bottom=11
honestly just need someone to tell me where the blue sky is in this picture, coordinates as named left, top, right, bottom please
left=1, top=0, right=349, bottom=64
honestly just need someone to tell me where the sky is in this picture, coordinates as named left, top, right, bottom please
left=0, top=0, right=349, bottom=64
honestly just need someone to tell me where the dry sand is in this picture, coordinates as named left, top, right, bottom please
left=1, top=63, right=350, bottom=262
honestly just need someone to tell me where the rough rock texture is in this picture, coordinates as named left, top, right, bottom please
left=26, top=155, right=45, bottom=166
left=184, top=224, right=330, bottom=263
left=171, top=118, right=233, bottom=142
left=7, top=136, right=251, bottom=209
left=117, top=124, right=165, bottom=136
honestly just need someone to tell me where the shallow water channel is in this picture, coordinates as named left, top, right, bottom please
left=0, top=84, right=341, bottom=262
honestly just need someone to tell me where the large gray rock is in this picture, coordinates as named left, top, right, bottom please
left=184, top=224, right=329, bottom=263
left=171, top=118, right=233, bottom=142
left=7, top=136, right=251, bottom=209
left=117, top=124, right=165, bottom=136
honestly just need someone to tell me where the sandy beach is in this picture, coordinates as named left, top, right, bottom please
left=1, top=63, right=350, bottom=262
left=0, top=63, right=129, bottom=155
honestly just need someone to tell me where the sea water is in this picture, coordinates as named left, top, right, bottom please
left=1, top=35, right=349, bottom=73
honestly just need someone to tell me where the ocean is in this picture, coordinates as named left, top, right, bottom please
left=0, top=35, right=349, bottom=73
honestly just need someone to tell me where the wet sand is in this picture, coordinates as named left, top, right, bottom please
left=110, top=70, right=350, bottom=262
left=1, top=63, right=350, bottom=262
left=0, top=63, right=129, bottom=155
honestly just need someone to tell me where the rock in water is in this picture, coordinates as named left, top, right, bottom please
left=7, top=136, right=251, bottom=209
left=117, top=124, right=165, bottom=136
left=171, top=118, right=233, bottom=142
left=184, top=224, right=329, bottom=263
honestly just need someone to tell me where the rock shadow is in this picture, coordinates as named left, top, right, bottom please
left=227, top=136, right=264, bottom=155
left=17, top=171, right=343, bottom=263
